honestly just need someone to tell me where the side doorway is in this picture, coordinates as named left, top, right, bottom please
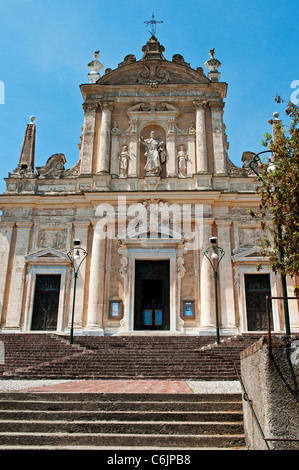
left=31, top=274, right=61, bottom=331
left=245, top=273, right=273, bottom=331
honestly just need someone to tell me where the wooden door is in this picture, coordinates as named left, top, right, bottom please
left=31, top=274, right=61, bottom=331
left=245, top=274, right=273, bottom=331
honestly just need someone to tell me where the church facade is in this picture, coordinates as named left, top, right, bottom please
left=0, top=35, right=298, bottom=337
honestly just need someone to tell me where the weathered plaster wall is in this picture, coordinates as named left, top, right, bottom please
left=240, top=337, right=299, bottom=450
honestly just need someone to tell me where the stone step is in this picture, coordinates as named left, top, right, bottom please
left=0, top=333, right=262, bottom=381
left=0, top=392, right=246, bottom=449
left=0, top=410, right=243, bottom=423
left=0, top=431, right=246, bottom=449
left=0, top=392, right=242, bottom=401
left=0, top=400, right=243, bottom=412
left=0, top=419, right=244, bottom=435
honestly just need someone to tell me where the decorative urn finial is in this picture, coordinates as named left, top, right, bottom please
left=88, top=51, right=104, bottom=83
left=204, top=48, right=222, bottom=82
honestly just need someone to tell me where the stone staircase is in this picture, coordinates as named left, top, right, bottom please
left=0, top=333, right=262, bottom=381
left=0, top=392, right=246, bottom=450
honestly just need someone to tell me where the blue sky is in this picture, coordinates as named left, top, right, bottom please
left=0, top=0, right=298, bottom=193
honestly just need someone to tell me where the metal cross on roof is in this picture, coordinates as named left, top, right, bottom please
left=144, top=13, right=163, bottom=37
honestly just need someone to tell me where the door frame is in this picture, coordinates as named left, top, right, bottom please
left=235, top=266, right=281, bottom=333
left=31, top=273, right=62, bottom=331
left=119, top=239, right=184, bottom=333
left=24, top=248, right=71, bottom=332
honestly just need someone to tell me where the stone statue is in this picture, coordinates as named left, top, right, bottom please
left=177, top=145, right=188, bottom=177
left=139, top=131, right=166, bottom=176
left=118, top=145, right=130, bottom=178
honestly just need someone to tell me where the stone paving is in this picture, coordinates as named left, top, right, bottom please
left=0, top=379, right=242, bottom=394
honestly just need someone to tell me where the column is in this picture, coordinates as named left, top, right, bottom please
left=4, top=222, right=32, bottom=330
left=86, top=221, right=106, bottom=333
left=200, top=218, right=216, bottom=331
left=68, top=222, right=89, bottom=332
left=194, top=100, right=208, bottom=173
left=210, top=101, right=227, bottom=175
left=215, top=220, right=237, bottom=332
left=80, top=102, right=97, bottom=175
left=97, top=102, right=112, bottom=174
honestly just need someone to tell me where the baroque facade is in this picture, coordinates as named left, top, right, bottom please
left=0, top=35, right=298, bottom=336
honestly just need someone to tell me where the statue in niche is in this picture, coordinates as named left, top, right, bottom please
left=118, top=144, right=130, bottom=178
left=177, top=144, right=189, bottom=177
left=139, top=131, right=166, bottom=176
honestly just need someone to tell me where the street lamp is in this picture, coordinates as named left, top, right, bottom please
left=248, top=150, right=291, bottom=337
left=67, top=240, right=88, bottom=345
left=204, top=237, right=225, bottom=344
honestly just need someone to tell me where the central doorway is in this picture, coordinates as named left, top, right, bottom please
left=134, top=260, right=170, bottom=330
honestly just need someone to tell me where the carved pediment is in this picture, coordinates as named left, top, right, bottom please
left=98, top=60, right=210, bottom=86
left=232, top=246, right=266, bottom=263
left=25, top=247, right=70, bottom=265
left=127, top=102, right=180, bottom=114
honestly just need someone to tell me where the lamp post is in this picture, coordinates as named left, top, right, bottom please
left=204, top=237, right=225, bottom=344
left=67, top=240, right=87, bottom=345
left=248, top=150, right=291, bottom=337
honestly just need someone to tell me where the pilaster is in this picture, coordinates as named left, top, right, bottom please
left=4, top=222, right=32, bottom=330
left=67, top=221, right=90, bottom=332
left=210, top=101, right=227, bottom=175
left=0, top=222, right=15, bottom=325
left=80, top=102, right=98, bottom=175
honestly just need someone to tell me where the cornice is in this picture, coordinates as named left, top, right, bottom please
left=0, top=190, right=260, bottom=207
left=80, top=81, right=228, bottom=101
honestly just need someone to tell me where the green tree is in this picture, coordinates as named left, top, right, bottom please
left=250, top=95, right=299, bottom=295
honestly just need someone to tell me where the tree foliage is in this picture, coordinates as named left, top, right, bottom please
left=250, top=95, right=299, bottom=294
